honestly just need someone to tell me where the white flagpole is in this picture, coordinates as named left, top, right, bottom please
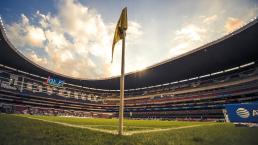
left=118, top=29, right=126, bottom=135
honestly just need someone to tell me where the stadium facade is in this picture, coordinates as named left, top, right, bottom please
left=0, top=16, right=258, bottom=121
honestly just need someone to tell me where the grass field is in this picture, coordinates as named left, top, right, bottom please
left=0, top=114, right=258, bottom=145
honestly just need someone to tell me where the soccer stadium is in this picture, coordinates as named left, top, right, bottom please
left=0, top=1, right=258, bottom=145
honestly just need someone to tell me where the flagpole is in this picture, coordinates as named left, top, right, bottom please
left=118, top=29, right=125, bottom=135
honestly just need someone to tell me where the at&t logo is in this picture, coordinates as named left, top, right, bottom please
left=236, top=108, right=250, bottom=118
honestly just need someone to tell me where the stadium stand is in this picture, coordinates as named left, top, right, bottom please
left=0, top=16, right=258, bottom=121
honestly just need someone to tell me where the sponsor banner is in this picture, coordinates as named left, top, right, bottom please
left=46, top=76, right=65, bottom=87
left=225, top=103, right=258, bottom=123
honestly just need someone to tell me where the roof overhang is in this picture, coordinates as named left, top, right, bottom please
left=0, top=17, right=258, bottom=90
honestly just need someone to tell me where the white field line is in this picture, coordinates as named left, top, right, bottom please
left=81, top=124, right=156, bottom=129
left=124, top=124, right=216, bottom=135
left=17, top=115, right=118, bottom=135
left=17, top=115, right=217, bottom=136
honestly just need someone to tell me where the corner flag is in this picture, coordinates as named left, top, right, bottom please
left=111, top=7, right=128, bottom=136
left=111, top=7, right=128, bottom=62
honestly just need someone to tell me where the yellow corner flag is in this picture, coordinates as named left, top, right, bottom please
left=111, top=7, right=128, bottom=62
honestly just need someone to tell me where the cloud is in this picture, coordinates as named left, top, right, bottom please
left=175, top=24, right=207, bottom=42
left=26, top=51, right=48, bottom=66
left=6, top=14, right=46, bottom=49
left=26, top=26, right=46, bottom=48
left=5, top=0, right=143, bottom=79
left=168, top=10, right=251, bottom=59
left=169, top=22, right=208, bottom=58
left=127, top=21, right=143, bottom=42
left=203, top=14, right=218, bottom=24
left=169, top=24, right=207, bottom=58
left=169, top=43, right=190, bottom=57
left=224, top=17, right=244, bottom=33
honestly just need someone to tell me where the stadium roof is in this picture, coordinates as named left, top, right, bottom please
left=0, top=17, right=258, bottom=90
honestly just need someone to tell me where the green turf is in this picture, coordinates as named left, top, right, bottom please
left=0, top=114, right=258, bottom=145
left=19, top=114, right=211, bottom=131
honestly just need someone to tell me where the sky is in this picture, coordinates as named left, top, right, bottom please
left=0, top=0, right=258, bottom=79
